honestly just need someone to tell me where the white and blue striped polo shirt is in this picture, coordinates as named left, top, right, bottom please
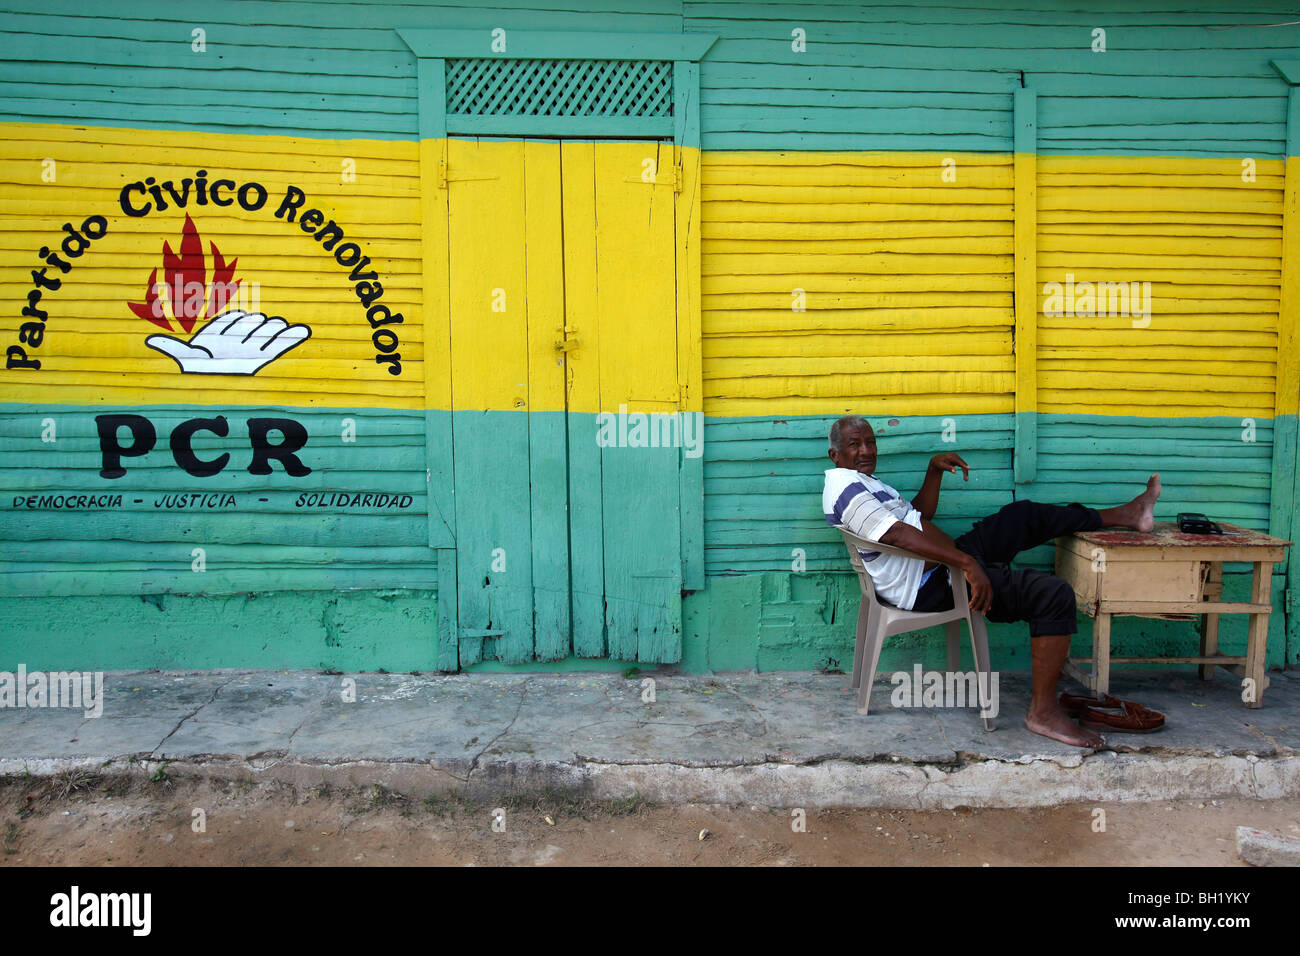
left=823, top=467, right=927, bottom=610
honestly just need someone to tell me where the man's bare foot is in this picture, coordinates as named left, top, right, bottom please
left=1025, top=704, right=1105, bottom=747
left=1133, top=473, right=1161, bottom=532
left=1101, top=473, right=1161, bottom=532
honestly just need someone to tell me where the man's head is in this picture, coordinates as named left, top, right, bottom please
left=828, top=415, right=877, bottom=475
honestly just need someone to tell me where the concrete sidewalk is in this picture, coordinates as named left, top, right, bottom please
left=2, top=667, right=1297, bottom=809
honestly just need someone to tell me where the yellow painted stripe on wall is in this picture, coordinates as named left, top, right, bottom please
left=0, top=123, right=423, bottom=409
left=1279, top=154, right=1300, bottom=422
left=1035, top=155, right=1284, bottom=419
left=700, top=151, right=1288, bottom=420
left=2, top=125, right=1291, bottom=421
left=701, top=149, right=1016, bottom=418
left=1, top=125, right=698, bottom=415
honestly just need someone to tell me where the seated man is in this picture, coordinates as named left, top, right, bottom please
left=823, top=415, right=1160, bottom=748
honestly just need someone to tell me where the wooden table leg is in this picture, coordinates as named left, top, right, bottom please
left=1196, top=561, right=1216, bottom=681
left=1199, top=562, right=1221, bottom=680
left=1198, top=613, right=1220, bottom=680
left=1244, top=560, right=1272, bottom=708
left=1092, top=612, right=1111, bottom=698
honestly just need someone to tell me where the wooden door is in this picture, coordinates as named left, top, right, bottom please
left=447, top=138, right=681, bottom=664
left=561, top=140, right=683, bottom=662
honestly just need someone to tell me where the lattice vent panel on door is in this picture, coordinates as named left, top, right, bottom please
left=445, top=59, right=673, bottom=117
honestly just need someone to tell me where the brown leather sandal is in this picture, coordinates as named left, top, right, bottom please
left=1060, top=692, right=1112, bottom=714
left=1058, top=692, right=1165, bottom=733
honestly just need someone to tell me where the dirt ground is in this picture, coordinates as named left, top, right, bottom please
left=1, top=772, right=1297, bottom=866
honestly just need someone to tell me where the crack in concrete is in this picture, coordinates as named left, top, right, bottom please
left=286, top=716, right=308, bottom=751
left=933, top=712, right=958, bottom=758
left=569, top=751, right=929, bottom=770
left=1242, top=722, right=1284, bottom=754
left=243, top=749, right=289, bottom=761
left=68, top=715, right=93, bottom=745
left=564, top=717, right=705, bottom=738
left=465, top=678, right=532, bottom=777
left=150, top=676, right=238, bottom=758
left=567, top=746, right=1113, bottom=772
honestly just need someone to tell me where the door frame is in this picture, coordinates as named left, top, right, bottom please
left=397, top=28, right=714, bottom=668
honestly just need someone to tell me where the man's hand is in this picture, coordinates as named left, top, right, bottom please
left=929, top=452, right=970, bottom=480
left=879, top=521, right=993, bottom=614
left=963, top=559, right=993, bottom=615
left=913, top=452, right=969, bottom=519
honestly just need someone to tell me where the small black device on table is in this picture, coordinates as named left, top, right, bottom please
left=1177, top=512, right=1222, bottom=535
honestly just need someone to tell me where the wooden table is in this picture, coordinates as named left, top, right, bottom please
left=1054, top=522, right=1291, bottom=708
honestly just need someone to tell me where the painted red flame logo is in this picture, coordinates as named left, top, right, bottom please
left=127, top=214, right=241, bottom=333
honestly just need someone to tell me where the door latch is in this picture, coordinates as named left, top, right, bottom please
left=436, top=159, right=499, bottom=189
left=555, top=324, right=579, bottom=352
left=625, top=165, right=683, bottom=193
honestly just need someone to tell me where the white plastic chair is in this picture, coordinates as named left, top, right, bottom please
left=836, top=524, right=995, bottom=730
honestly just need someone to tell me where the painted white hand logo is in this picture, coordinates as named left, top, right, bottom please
left=145, top=310, right=311, bottom=375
